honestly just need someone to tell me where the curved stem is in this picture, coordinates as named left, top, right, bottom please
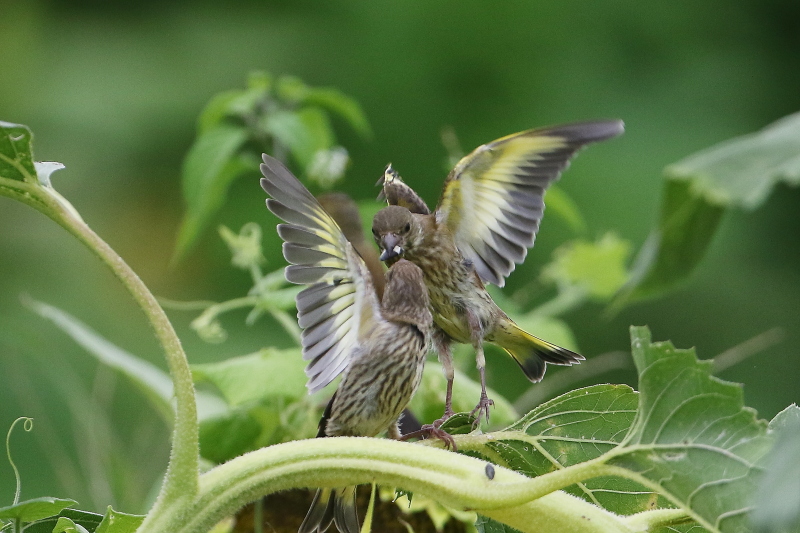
left=4, top=182, right=199, bottom=513
left=141, top=437, right=630, bottom=533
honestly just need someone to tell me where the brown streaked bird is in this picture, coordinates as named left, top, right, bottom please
left=260, top=156, right=448, bottom=533
left=372, top=120, right=625, bottom=424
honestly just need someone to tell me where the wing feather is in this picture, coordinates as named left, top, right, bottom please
left=435, top=120, right=624, bottom=287
left=261, top=154, right=383, bottom=392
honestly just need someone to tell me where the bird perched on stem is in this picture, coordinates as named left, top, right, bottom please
left=372, top=120, right=624, bottom=425
left=260, top=155, right=450, bottom=533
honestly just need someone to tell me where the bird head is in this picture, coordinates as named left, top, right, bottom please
left=372, top=205, right=418, bottom=262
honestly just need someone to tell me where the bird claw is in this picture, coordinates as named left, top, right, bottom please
left=431, top=407, right=456, bottom=429
left=470, top=394, right=494, bottom=428
left=400, top=424, right=457, bottom=451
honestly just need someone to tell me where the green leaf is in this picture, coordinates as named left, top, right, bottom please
left=199, top=409, right=263, bottom=464
left=301, top=87, right=372, bottom=139
left=542, top=185, right=587, bottom=235
left=22, top=509, right=104, bottom=533
left=487, top=384, right=659, bottom=516
left=609, top=326, right=771, bottom=532
left=475, top=514, right=524, bottom=533
left=52, top=517, right=91, bottom=533
left=0, top=497, right=76, bottom=522
left=0, top=121, right=36, bottom=183
left=175, top=124, right=254, bottom=259
left=620, top=111, right=800, bottom=303
left=191, top=348, right=307, bottom=406
left=94, top=506, right=144, bottom=533
left=541, top=233, right=631, bottom=300
left=751, top=404, right=800, bottom=533
left=25, top=297, right=228, bottom=423
left=618, top=180, right=725, bottom=302
left=276, top=75, right=371, bottom=139
left=264, top=107, right=334, bottom=174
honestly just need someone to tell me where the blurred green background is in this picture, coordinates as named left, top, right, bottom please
left=1, top=0, right=799, bottom=515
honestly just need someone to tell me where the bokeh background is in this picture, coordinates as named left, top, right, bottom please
left=1, top=0, right=799, bottom=516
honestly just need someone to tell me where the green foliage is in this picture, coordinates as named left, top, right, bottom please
left=0, top=121, right=36, bottom=183
left=620, top=111, right=800, bottom=303
left=751, top=405, right=800, bottom=533
left=3, top=98, right=799, bottom=532
left=175, top=72, right=371, bottom=259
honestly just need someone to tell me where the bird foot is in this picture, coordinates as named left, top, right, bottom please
left=400, top=424, right=457, bottom=451
left=470, top=394, right=494, bottom=428
left=430, top=407, right=456, bottom=429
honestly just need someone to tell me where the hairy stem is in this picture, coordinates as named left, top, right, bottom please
left=2, top=181, right=199, bottom=519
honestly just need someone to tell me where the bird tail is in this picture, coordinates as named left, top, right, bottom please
left=299, top=486, right=359, bottom=533
left=494, top=319, right=584, bottom=382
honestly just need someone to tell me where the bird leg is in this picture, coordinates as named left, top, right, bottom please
left=399, top=423, right=457, bottom=451
left=467, top=310, right=493, bottom=426
left=431, top=329, right=456, bottom=426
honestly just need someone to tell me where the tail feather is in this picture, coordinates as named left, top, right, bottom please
left=333, top=486, right=360, bottom=533
left=494, top=320, right=584, bottom=382
left=299, top=486, right=359, bottom=533
left=299, top=488, right=335, bottom=533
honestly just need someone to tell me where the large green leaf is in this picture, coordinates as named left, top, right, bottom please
left=607, top=326, right=771, bottom=532
left=620, top=111, right=800, bottom=302
left=454, top=327, right=771, bottom=532
left=751, top=404, right=800, bottom=533
left=0, top=121, right=36, bottom=183
left=175, top=124, right=255, bottom=259
left=0, top=497, right=76, bottom=522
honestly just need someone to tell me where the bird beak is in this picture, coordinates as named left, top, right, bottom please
left=379, top=233, right=403, bottom=261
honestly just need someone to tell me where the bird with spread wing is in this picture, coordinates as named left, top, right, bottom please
left=371, top=120, right=624, bottom=425
left=260, top=155, right=449, bottom=533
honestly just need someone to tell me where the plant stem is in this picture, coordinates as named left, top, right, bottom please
left=143, top=437, right=632, bottom=533
left=4, top=181, right=199, bottom=518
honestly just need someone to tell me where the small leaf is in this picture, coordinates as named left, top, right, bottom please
left=22, top=508, right=104, bottom=533
left=0, top=497, right=76, bottom=522
left=541, top=233, right=631, bottom=300
left=301, top=87, right=373, bottom=139
left=176, top=124, right=254, bottom=259
left=475, top=515, right=524, bottom=533
left=52, top=517, right=91, bottom=533
left=751, top=404, right=800, bottom=533
left=94, top=507, right=144, bottom=533
left=620, top=111, right=800, bottom=303
left=191, top=348, right=307, bottom=406
left=196, top=89, right=247, bottom=134
left=264, top=108, right=334, bottom=173
left=0, top=121, right=36, bottom=183
left=542, top=185, right=587, bottom=235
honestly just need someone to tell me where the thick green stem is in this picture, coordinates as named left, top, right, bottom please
left=141, top=437, right=632, bottom=533
left=2, top=180, right=199, bottom=519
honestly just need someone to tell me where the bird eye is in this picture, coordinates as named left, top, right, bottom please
left=403, top=223, right=411, bottom=233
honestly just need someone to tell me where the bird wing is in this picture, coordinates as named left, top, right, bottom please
left=260, top=155, right=383, bottom=393
left=434, top=120, right=624, bottom=287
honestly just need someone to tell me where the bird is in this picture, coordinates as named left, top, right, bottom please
left=260, top=155, right=446, bottom=533
left=371, top=120, right=625, bottom=425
